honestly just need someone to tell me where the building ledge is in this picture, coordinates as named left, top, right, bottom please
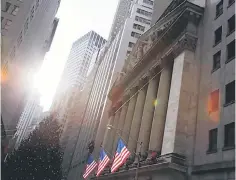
left=93, top=162, right=187, bottom=180
left=192, top=160, right=235, bottom=174
left=92, top=153, right=187, bottom=179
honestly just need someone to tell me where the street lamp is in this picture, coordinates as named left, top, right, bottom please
left=106, top=125, right=142, bottom=180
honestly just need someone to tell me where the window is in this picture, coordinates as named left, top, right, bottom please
left=135, top=16, right=151, bottom=25
left=2, top=2, right=11, bottom=12
left=214, top=26, right=222, bottom=45
left=228, top=15, right=235, bottom=35
left=213, top=51, right=221, bottom=71
left=225, top=80, right=235, bottom=104
left=3, top=19, right=12, bottom=30
left=30, top=6, right=35, bottom=20
left=143, top=0, right=153, bottom=5
left=133, top=23, right=145, bottom=31
left=224, top=122, right=235, bottom=148
left=216, top=0, right=223, bottom=17
left=24, top=18, right=29, bottom=34
left=227, top=40, right=235, bottom=61
left=11, top=5, right=19, bottom=16
left=208, top=128, right=217, bottom=152
left=209, top=89, right=219, bottom=113
left=228, top=0, right=235, bottom=6
left=128, top=42, right=134, bottom=48
left=136, top=8, right=152, bottom=17
left=131, top=31, right=141, bottom=38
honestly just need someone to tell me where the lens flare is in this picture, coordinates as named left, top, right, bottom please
left=153, top=99, right=158, bottom=107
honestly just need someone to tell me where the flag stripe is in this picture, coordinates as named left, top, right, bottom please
left=83, top=160, right=97, bottom=179
left=85, top=161, right=97, bottom=175
left=96, top=156, right=110, bottom=176
left=112, top=151, right=130, bottom=170
left=97, top=156, right=109, bottom=171
left=83, top=162, right=97, bottom=179
left=111, top=148, right=130, bottom=171
left=110, top=139, right=131, bottom=173
left=83, top=163, right=97, bottom=178
left=85, top=162, right=97, bottom=175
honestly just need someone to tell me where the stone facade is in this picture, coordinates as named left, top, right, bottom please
left=92, top=0, right=235, bottom=180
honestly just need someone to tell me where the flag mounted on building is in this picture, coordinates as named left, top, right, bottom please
left=111, top=138, right=131, bottom=173
left=83, top=154, right=97, bottom=179
left=96, top=148, right=110, bottom=176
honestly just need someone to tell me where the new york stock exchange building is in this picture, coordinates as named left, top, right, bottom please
left=91, top=0, right=235, bottom=179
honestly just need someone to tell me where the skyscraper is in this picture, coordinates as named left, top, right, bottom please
left=1, top=0, right=61, bottom=141
left=51, top=31, right=106, bottom=119
left=108, top=0, right=133, bottom=42
left=61, top=31, right=106, bottom=90
left=14, top=92, right=42, bottom=149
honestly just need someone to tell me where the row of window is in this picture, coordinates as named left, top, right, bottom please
left=136, top=8, right=152, bottom=17
left=135, top=16, right=151, bottom=25
left=214, top=15, right=235, bottom=46
left=131, top=31, right=141, bottom=38
left=128, top=42, right=135, bottom=48
left=133, top=23, right=145, bottom=32
left=209, top=80, right=235, bottom=113
left=213, top=39, right=235, bottom=71
left=216, top=0, right=235, bottom=18
left=143, top=0, right=153, bottom=6
left=2, top=19, right=12, bottom=30
left=9, top=0, right=42, bottom=59
left=208, top=122, right=234, bottom=152
left=2, top=2, right=20, bottom=16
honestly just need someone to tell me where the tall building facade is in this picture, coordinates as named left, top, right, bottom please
left=51, top=31, right=106, bottom=125
left=14, top=92, right=42, bottom=149
left=59, top=31, right=106, bottom=91
left=61, top=49, right=102, bottom=178
left=94, top=0, right=235, bottom=180
left=66, top=31, right=123, bottom=179
left=1, top=0, right=60, bottom=141
left=107, top=0, right=133, bottom=42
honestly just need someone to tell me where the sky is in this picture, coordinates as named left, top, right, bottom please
left=34, top=0, right=119, bottom=111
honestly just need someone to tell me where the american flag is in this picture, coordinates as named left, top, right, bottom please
left=96, top=148, right=110, bottom=176
left=83, top=155, right=97, bottom=179
left=111, top=138, right=131, bottom=173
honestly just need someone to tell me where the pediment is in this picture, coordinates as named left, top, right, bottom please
left=124, top=0, right=204, bottom=76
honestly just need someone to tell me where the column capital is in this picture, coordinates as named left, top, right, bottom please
left=147, top=66, right=160, bottom=79
left=138, top=76, right=148, bottom=88
left=128, top=86, right=138, bottom=97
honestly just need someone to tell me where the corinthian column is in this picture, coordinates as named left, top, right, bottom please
left=148, top=63, right=172, bottom=157
left=111, top=109, right=121, bottom=153
left=128, top=80, right=147, bottom=157
left=117, top=95, right=129, bottom=136
left=137, top=72, right=160, bottom=159
left=102, top=112, right=115, bottom=154
left=122, top=87, right=138, bottom=144
left=112, top=103, right=128, bottom=153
